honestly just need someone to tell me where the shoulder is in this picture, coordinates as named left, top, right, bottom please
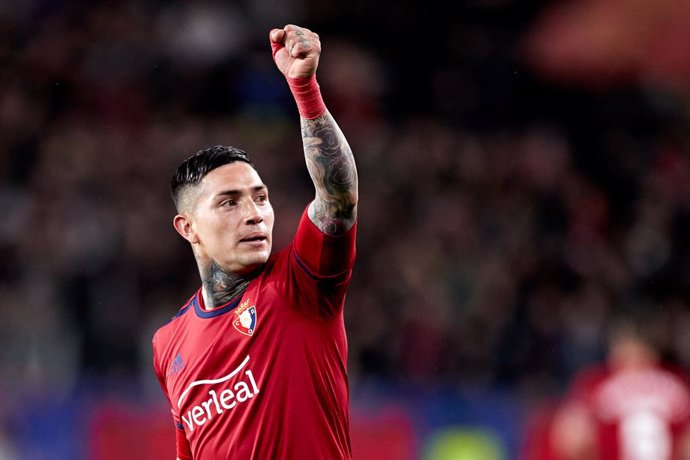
left=657, top=363, right=690, bottom=396
left=661, top=363, right=690, bottom=381
left=568, top=365, right=609, bottom=397
left=152, top=291, right=197, bottom=350
left=260, top=245, right=291, bottom=277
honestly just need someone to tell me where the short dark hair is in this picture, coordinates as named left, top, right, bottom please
left=171, top=145, right=254, bottom=212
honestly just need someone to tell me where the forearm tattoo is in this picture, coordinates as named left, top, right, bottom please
left=201, top=259, right=251, bottom=308
left=302, top=113, right=358, bottom=235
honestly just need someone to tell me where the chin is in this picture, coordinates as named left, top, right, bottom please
left=239, top=254, right=270, bottom=274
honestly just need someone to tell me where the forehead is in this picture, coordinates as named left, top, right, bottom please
left=200, top=162, right=264, bottom=192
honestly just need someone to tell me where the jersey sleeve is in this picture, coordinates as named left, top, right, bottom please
left=153, top=335, right=192, bottom=459
left=175, top=426, right=193, bottom=460
left=286, top=205, right=357, bottom=317
left=293, top=206, right=357, bottom=277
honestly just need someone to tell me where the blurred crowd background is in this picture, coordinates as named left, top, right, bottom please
left=1, top=0, right=689, bottom=458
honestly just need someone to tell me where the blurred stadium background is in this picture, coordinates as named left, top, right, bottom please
left=0, top=0, right=689, bottom=459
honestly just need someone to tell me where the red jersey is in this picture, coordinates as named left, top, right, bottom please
left=567, top=364, right=690, bottom=460
left=152, top=207, right=356, bottom=459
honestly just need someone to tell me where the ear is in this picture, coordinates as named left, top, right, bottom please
left=173, top=214, right=199, bottom=244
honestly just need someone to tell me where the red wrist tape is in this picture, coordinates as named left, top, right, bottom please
left=287, top=75, right=326, bottom=119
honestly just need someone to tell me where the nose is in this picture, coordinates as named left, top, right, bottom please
left=242, top=199, right=263, bottom=225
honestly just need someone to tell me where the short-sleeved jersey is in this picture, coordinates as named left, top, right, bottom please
left=567, top=364, right=690, bottom=460
left=152, top=207, right=356, bottom=459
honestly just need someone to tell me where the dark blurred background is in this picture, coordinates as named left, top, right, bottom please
left=1, top=0, right=689, bottom=458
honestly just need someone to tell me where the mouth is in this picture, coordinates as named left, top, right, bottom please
left=239, top=234, right=268, bottom=244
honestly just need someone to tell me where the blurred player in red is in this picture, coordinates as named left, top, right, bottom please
left=152, top=24, right=358, bottom=459
left=525, top=312, right=690, bottom=460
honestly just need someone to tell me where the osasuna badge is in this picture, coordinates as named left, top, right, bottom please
left=233, top=299, right=257, bottom=336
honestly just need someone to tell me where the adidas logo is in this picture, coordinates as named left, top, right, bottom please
left=169, top=353, right=185, bottom=376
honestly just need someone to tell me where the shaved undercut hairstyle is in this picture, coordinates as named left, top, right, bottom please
left=170, top=145, right=254, bottom=212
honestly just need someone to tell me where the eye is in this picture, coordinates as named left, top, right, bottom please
left=255, top=194, right=268, bottom=203
left=221, top=199, right=237, bottom=207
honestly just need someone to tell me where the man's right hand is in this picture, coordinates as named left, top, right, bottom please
left=269, top=24, right=321, bottom=79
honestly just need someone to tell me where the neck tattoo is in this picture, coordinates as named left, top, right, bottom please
left=201, top=260, right=251, bottom=309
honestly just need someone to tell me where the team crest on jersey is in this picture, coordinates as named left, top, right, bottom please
left=233, top=299, right=257, bottom=336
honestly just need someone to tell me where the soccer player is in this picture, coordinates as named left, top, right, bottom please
left=152, top=24, right=358, bottom=459
left=546, top=313, right=690, bottom=460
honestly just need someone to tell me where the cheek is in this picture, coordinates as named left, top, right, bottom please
left=264, top=207, right=276, bottom=229
left=204, top=215, right=237, bottom=242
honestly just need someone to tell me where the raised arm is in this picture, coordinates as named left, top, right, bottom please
left=270, top=24, right=358, bottom=235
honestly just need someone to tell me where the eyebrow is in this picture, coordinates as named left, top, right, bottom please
left=214, top=185, right=268, bottom=199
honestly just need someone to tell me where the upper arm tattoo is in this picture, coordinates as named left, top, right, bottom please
left=301, top=113, right=358, bottom=235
